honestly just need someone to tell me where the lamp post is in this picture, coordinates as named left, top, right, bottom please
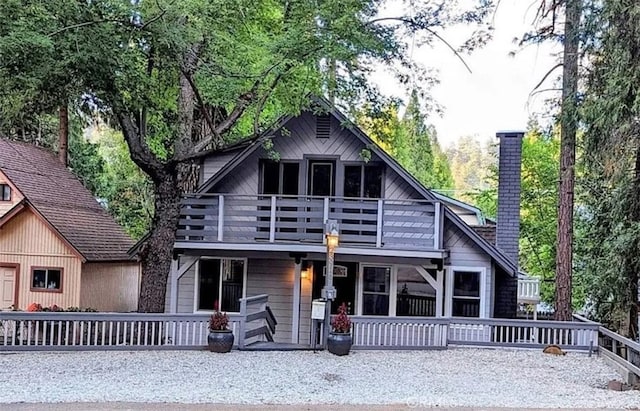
left=322, top=219, right=339, bottom=347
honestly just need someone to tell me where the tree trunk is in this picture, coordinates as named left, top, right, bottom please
left=555, top=0, right=581, bottom=321
left=58, top=103, right=69, bottom=166
left=137, top=169, right=181, bottom=313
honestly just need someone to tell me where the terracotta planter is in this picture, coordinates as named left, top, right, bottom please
left=207, top=330, right=234, bottom=353
left=327, top=332, right=352, bottom=356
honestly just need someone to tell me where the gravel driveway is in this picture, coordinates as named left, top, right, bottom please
left=0, top=348, right=638, bottom=409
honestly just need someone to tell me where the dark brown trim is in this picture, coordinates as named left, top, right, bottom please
left=0, top=262, right=20, bottom=308
left=29, top=266, right=64, bottom=294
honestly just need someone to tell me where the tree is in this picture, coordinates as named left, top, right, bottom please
left=446, top=135, right=495, bottom=202
left=0, top=0, right=494, bottom=312
left=356, top=90, right=454, bottom=190
left=553, top=0, right=582, bottom=321
left=576, top=0, right=640, bottom=339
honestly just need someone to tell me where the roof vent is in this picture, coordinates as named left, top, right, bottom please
left=316, top=114, right=331, bottom=139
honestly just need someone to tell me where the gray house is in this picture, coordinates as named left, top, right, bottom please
left=168, top=98, right=539, bottom=345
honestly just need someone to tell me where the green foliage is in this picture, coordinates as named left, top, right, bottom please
left=357, top=90, right=454, bottom=190
left=94, top=127, right=153, bottom=240
left=446, top=136, right=495, bottom=202
left=576, top=0, right=640, bottom=337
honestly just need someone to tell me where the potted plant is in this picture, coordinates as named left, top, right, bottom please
left=208, top=310, right=234, bottom=353
left=327, top=303, right=352, bottom=356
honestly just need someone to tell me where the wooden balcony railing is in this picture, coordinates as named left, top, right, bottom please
left=517, top=277, right=541, bottom=303
left=177, top=194, right=443, bottom=251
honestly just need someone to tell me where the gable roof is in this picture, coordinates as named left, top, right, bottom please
left=197, top=96, right=518, bottom=276
left=0, top=139, right=135, bottom=262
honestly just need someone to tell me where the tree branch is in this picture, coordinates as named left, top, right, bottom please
left=115, top=111, right=166, bottom=180
left=531, top=62, right=563, bottom=93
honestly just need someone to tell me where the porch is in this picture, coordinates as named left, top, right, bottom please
left=174, top=194, right=446, bottom=259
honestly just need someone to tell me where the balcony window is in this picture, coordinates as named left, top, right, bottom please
left=260, top=160, right=299, bottom=195
left=197, top=258, right=246, bottom=312
left=343, top=165, right=383, bottom=198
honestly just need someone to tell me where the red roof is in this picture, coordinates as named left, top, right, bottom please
left=0, top=139, right=135, bottom=261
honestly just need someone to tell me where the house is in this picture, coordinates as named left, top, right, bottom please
left=169, top=97, right=537, bottom=345
left=0, top=139, right=139, bottom=312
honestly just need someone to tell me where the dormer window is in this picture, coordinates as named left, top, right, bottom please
left=0, top=184, right=10, bottom=201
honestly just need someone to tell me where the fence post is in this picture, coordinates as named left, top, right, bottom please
left=238, top=297, right=247, bottom=349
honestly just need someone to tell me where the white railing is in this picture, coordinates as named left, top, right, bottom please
left=177, top=194, right=443, bottom=251
left=350, top=316, right=449, bottom=349
left=517, top=277, right=541, bottom=303
left=0, top=312, right=241, bottom=351
left=448, top=317, right=599, bottom=352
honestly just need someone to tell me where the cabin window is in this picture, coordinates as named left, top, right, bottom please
left=31, top=268, right=62, bottom=292
left=450, top=270, right=482, bottom=318
left=361, top=266, right=390, bottom=315
left=260, top=160, right=300, bottom=195
left=197, top=258, right=246, bottom=312
left=396, top=267, right=436, bottom=317
left=343, top=165, right=383, bottom=198
left=0, top=184, right=10, bottom=201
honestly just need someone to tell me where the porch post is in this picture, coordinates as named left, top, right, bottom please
left=436, top=269, right=444, bottom=317
left=292, top=261, right=302, bottom=344
left=169, top=258, right=179, bottom=313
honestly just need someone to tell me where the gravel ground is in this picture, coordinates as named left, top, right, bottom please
left=0, top=348, right=638, bottom=409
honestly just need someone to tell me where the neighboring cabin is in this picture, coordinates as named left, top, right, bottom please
left=169, top=97, right=533, bottom=345
left=0, top=139, right=139, bottom=312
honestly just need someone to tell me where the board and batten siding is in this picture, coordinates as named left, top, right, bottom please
left=443, top=220, right=493, bottom=318
left=0, top=209, right=82, bottom=309
left=80, top=262, right=140, bottom=312
left=0, top=170, right=24, bottom=218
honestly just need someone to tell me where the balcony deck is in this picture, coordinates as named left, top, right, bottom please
left=174, top=194, right=446, bottom=258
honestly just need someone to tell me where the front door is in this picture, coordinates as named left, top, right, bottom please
left=0, top=265, right=16, bottom=310
left=312, top=261, right=357, bottom=315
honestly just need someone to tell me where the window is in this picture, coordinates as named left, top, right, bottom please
left=343, top=165, right=383, bottom=198
left=0, top=184, right=10, bottom=201
left=361, top=266, right=390, bottom=315
left=31, top=268, right=62, bottom=292
left=260, top=160, right=300, bottom=195
left=197, top=259, right=245, bottom=312
left=451, top=271, right=481, bottom=317
left=396, top=267, right=436, bottom=317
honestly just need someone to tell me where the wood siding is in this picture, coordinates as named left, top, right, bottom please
left=80, top=262, right=140, bottom=312
left=246, top=259, right=295, bottom=344
left=443, top=220, right=493, bottom=317
left=0, top=170, right=24, bottom=218
left=201, top=151, right=240, bottom=184
left=0, top=209, right=81, bottom=309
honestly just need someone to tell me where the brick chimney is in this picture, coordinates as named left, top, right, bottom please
left=496, top=131, right=524, bottom=267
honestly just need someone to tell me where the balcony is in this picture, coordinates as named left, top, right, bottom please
left=517, top=276, right=541, bottom=304
left=175, top=194, right=445, bottom=258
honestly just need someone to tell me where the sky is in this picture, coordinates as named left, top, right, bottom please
left=375, top=0, right=561, bottom=148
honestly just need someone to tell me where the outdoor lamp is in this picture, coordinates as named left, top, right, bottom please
left=326, top=222, right=339, bottom=250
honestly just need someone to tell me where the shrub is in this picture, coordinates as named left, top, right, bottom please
left=331, top=303, right=351, bottom=333
left=209, top=310, right=229, bottom=331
